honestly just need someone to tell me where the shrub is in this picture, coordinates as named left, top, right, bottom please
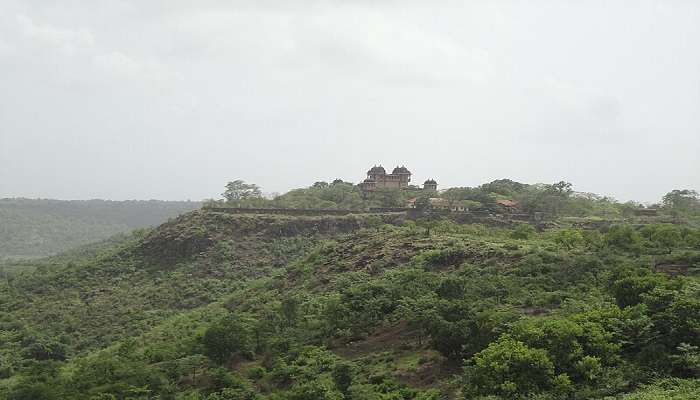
left=605, top=225, right=642, bottom=254
left=511, top=224, right=536, bottom=240
left=464, top=335, right=555, bottom=398
left=203, top=313, right=254, bottom=364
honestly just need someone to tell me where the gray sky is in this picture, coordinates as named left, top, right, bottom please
left=1, top=1, right=699, bottom=203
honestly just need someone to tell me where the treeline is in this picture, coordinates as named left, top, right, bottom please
left=0, top=199, right=200, bottom=258
left=208, top=179, right=700, bottom=222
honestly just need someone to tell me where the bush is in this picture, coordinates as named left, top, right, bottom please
left=605, top=225, right=643, bottom=254
left=420, top=247, right=468, bottom=268
left=511, top=224, right=536, bottom=240
left=464, top=335, right=555, bottom=398
left=203, top=313, right=254, bottom=364
left=554, top=228, right=585, bottom=249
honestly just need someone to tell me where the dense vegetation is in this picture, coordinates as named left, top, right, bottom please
left=1, top=182, right=699, bottom=399
left=0, top=199, right=201, bottom=259
left=210, top=180, right=700, bottom=224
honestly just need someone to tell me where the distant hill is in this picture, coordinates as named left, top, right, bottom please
left=0, top=198, right=201, bottom=258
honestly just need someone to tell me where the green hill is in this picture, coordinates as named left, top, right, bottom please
left=0, top=198, right=201, bottom=259
left=1, top=207, right=699, bottom=399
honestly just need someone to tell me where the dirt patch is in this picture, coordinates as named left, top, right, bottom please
left=333, top=321, right=416, bottom=359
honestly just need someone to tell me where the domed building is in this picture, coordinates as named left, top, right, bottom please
left=423, top=179, right=438, bottom=191
left=359, top=165, right=412, bottom=192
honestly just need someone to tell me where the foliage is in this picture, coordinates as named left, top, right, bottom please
left=203, top=313, right=254, bottom=363
left=2, top=184, right=700, bottom=399
left=464, top=335, right=557, bottom=398
left=511, top=224, right=536, bottom=240
left=222, top=180, right=263, bottom=203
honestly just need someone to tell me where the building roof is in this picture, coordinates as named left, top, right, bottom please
left=367, top=165, right=386, bottom=175
left=424, top=179, right=437, bottom=185
left=496, top=199, right=518, bottom=207
left=429, top=198, right=450, bottom=207
left=392, top=166, right=411, bottom=175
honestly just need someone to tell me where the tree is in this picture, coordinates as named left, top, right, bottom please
left=640, top=224, right=682, bottom=254
left=605, top=225, right=642, bottom=254
left=511, top=224, right=536, bottom=240
left=480, top=179, right=528, bottom=196
left=413, top=196, right=431, bottom=211
left=203, top=313, right=254, bottom=364
left=554, top=228, right=585, bottom=249
left=548, top=181, right=574, bottom=197
left=366, top=188, right=405, bottom=208
left=416, top=217, right=440, bottom=237
left=442, top=187, right=496, bottom=210
left=222, top=180, right=262, bottom=202
left=364, top=215, right=384, bottom=232
left=464, top=335, right=556, bottom=398
left=396, top=294, right=438, bottom=345
left=662, top=189, right=699, bottom=211
left=332, top=362, right=354, bottom=395
left=280, top=295, right=300, bottom=329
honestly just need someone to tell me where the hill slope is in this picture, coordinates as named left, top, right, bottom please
left=1, top=210, right=699, bottom=399
left=0, top=198, right=201, bottom=258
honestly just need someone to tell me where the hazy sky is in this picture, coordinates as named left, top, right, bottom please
left=1, top=1, right=699, bottom=203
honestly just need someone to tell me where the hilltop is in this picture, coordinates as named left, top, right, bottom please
left=1, top=203, right=699, bottom=399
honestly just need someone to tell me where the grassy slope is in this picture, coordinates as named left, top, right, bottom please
left=1, top=211, right=699, bottom=398
left=0, top=212, right=401, bottom=383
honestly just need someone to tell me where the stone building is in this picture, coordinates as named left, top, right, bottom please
left=423, top=179, right=438, bottom=191
left=358, top=164, right=438, bottom=193
left=359, top=165, right=412, bottom=191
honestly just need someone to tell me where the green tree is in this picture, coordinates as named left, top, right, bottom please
left=605, top=225, right=643, bottom=254
left=222, top=180, right=262, bottom=202
left=332, top=362, right=354, bottom=395
left=396, top=294, right=438, bottom=345
left=554, top=228, right=585, bottom=249
left=641, top=224, right=682, bottom=254
left=416, top=217, right=440, bottom=237
left=511, top=224, right=536, bottom=240
left=203, top=313, right=254, bottom=364
left=662, top=189, right=699, bottom=214
left=464, top=335, right=556, bottom=398
left=518, top=181, right=573, bottom=216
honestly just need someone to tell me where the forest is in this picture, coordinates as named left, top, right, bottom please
left=0, top=199, right=201, bottom=259
left=0, top=180, right=699, bottom=399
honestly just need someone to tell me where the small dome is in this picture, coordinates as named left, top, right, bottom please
left=363, top=178, right=376, bottom=183
left=367, top=165, right=386, bottom=175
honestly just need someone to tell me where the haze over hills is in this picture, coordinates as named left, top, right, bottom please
left=0, top=198, right=201, bottom=259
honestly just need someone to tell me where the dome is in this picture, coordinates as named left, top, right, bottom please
left=367, top=165, right=386, bottom=175
left=424, top=179, right=437, bottom=185
left=392, top=166, right=411, bottom=175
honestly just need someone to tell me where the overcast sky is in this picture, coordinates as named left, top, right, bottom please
left=1, top=1, right=698, bottom=203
